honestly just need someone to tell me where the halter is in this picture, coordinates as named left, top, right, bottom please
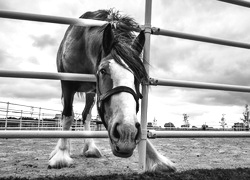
left=96, top=72, right=142, bottom=129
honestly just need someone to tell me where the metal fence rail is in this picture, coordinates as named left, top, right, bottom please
left=218, top=0, right=250, bottom=8
left=0, top=130, right=108, bottom=138
left=150, top=78, right=250, bottom=93
left=0, top=70, right=96, bottom=82
left=148, top=130, right=250, bottom=138
left=0, top=10, right=107, bottom=26
left=1, top=70, right=250, bottom=93
left=0, top=130, right=249, bottom=139
left=152, top=28, right=250, bottom=49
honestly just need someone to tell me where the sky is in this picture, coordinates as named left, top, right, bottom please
left=0, top=0, right=250, bottom=128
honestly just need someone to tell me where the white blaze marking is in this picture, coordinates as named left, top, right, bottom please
left=109, top=59, right=137, bottom=120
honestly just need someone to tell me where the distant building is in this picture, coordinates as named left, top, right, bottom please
left=181, top=124, right=190, bottom=128
left=164, top=122, right=175, bottom=128
left=147, top=122, right=153, bottom=128
left=232, top=122, right=248, bottom=131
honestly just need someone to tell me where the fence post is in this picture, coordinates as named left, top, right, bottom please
left=41, top=113, right=44, bottom=128
left=5, top=102, right=10, bottom=130
left=38, top=107, right=41, bottom=130
left=20, top=110, right=23, bottom=130
left=138, top=0, right=152, bottom=172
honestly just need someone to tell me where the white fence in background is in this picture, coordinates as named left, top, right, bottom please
left=0, top=101, right=104, bottom=131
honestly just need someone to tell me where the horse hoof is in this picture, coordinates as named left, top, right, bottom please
left=48, top=149, right=73, bottom=169
left=152, top=163, right=176, bottom=173
left=84, top=148, right=102, bottom=158
left=146, top=155, right=177, bottom=173
left=83, top=141, right=102, bottom=158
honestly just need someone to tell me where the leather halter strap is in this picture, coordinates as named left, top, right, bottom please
left=97, top=86, right=142, bottom=129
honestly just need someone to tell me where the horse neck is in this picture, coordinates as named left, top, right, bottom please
left=83, top=27, right=104, bottom=71
left=58, top=26, right=103, bottom=74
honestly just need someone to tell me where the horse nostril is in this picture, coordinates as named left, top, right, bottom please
left=113, top=123, right=120, bottom=140
left=135, top=122, right=141, bottom=143
left=135, top=122, right=140, bottom=129
left=115, top=145, right=120, bottom=152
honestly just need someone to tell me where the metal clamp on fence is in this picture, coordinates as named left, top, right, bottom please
left=151, top=27, right=161, bottom=35
left=149, top=78, right=158, bottom=86
left=140, top=25, right=152, bottom=34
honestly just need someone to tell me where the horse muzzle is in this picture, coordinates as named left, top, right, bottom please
left=111, top=142, right=134, bottom=158
left=109, top=121, right=141, bottom=158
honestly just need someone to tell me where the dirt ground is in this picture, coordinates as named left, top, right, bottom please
left=0, top=137, right=250, bottom=179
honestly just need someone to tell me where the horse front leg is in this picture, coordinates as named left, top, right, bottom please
left=48, top=84, right=74, bottom=168
left=145, top=139, right=176, bottom=172
left=82, top=93, right=102, bottom=158
left=48, top=115, right=74, bottom=169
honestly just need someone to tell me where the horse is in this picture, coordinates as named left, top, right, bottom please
left=49, top=9, right=176, bottom=172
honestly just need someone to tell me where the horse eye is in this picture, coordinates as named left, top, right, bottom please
left=100, top=69, right=107, bottom=75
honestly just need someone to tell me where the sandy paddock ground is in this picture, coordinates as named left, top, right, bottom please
left=0, top=137, right=250, bottom=178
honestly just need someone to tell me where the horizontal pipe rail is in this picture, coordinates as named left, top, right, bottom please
left=1, top=10, right=249, bottom=49
left=150, top=77, right=250, bottom=93
left=0, top=10, right=107, bottom=26
left=0, top=70, right=96, bottom=82
left=0, top=130, right=108, bottom=138
left=152, top=28, right=250, bottom=49
left=0, top=10, right=141, bottom=32
left=1, top=70, right=250, bottom=93
left=218, top=0, right=250, bottom=8
left=1, top=130, right=249, bottom=139
left=148, top=130, right=250, bottom=138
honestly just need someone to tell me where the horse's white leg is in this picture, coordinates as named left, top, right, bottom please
left=145, top=139, right=176, bottom=172
left=81, top=93, right=102, bottom=157
left=82, top=113, right=102, bottom=157
left=48, top=115, right=73, bottom=168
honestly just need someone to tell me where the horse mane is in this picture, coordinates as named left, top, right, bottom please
left=81, top=9, right=149, bottom=83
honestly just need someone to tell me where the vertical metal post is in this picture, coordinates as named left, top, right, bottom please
left=30, top=106, right=34, bottom=118
left=5, top=102, right=9, bottom=130
left=38, top=107, right=41, bottom=130
left=20, top=110, right=23, bottom=130
left=75, top=119, right=77, bottom=131
left=247, top=105, right=249, bottom=131
left=42, top=114, right=44, bottom=128
left=138, top=0, right=152, bottom=172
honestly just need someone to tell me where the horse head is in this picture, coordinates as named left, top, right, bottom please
left=96, top=23, right=147, bottom=157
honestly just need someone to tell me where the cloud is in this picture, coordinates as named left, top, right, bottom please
left=0, top=1, right=10, bottom=9
left=0, top=49, right=8, bottom=66
left=0, top=78, right=60, bottom=100
left=27, top=56, right=40, bottom=65
left=0, top=49, right=24, bottom=70
left=30, top=34, right=57, bottom=49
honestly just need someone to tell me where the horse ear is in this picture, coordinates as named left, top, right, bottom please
left=103, top=23, right=114, bottom=56
left=132, top=31, right=145, bottom=55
